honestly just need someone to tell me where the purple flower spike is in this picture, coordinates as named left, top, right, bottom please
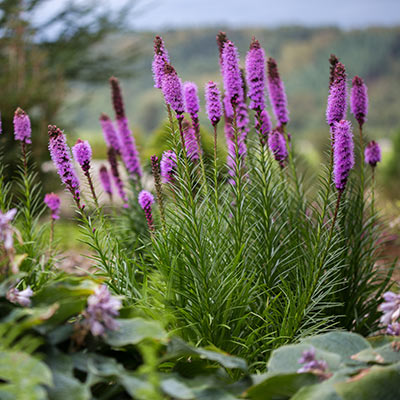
left=183, top=82, right=200, bottom=117
left=364, top=140, right=381, bottom=167
left=268, top=129, right=288, bottom=167
left=13, top=108, right=32, bottom=144
left=48, top=125, right=80, bottom=201
left=0, top=208, right=17, bottom=250
left=110, top=77, right=142, bottom=179
left=182, top=120, right=200, bottom=160
left=85, top=285, right=121, bottom=337
left=72, top=139, right=92, bottom=172
left=44, top=193, right=61, bottom=220
left=161, top=64, right=185, bottom=118
left=350, top=76, right=368, bottom=127
left=333, top=120, right=355, bottom=191
left=160, top=150, right=177, bottom=183
left=6, top=286, right=33, bottom=307
left=222, top=40, right=244, bottom=106
left=107, top=148, right=128, bottom=207
left=99, top=165, right=112, bottom=197
left=237, top=101, right=250, bottom=138
left=267, top=58, right=289, bottom=126
left=326, top=62, right=347, bottom=127
left=298, top=347, right=328, bottom=374
left=100, top=113, right=120, bottom=153
left=152, top=35, right=170, bottom=89
left=138, top=190, right=155, bottom=231
left=205, top=81, right=222, bottom=126
left=246, top=38, right=266, bottom=111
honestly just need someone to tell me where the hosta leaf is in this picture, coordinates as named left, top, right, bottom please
left=291, top=382, right=342, bottom=400
left=301, top=331, right=370, bottom=360
left=104, top=317, right=167, bottom=347
left=352, top=343, right=400, bottom=365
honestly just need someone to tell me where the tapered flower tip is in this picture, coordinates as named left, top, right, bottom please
left=329, top=54, right=339, bottom=86
left=205, top=81, right=222, bottom=126
left=152, top=35, right=170, bottom=89
left=364, top=140, right=381, bottom=167
left=333, top=120, right=355, bottom=191
left=13, top=107, right=32, bottom=144
left=72, top=139, right=92, bottom=172
left=216, top=31, right=228, bottom=60
left=138, top=190, right=154, bottom=210
left=268, top=128, right=288, bottom=167
left=161, top=63, right=185, bottom=115
left=350, top=75, right=368, bottom=127
left=326, top=62, right=347, bottom=127
left=109, top=76, right=125, bottom=119
left=154, top=35, right=166, bottom=54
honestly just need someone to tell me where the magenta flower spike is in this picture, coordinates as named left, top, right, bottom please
left=350, top=76, right=368, bottom=128
left=99, top=165, right=113, bottom=198
left=333, top=120, right=355, bottom=191
left=99, top=113, right=120, bottom=153
left=268, top=129, right=288, bottom=168
left=364, top=140, right=381, bottom=167
left=13, top=108, right=32, bottom=144
left=246, top=38, right=266, bottom=111
left=222, top=40, right=244, bottom=107
left=85, top=285, right=121, bottom=337
left=160, top=150, right=177, bottom=183
left=182, top=120, right=200, bottom=160
left=72, top=139, right=92, bottom=172
left=267, top=58, right=289, bottom=126
left=138, top=190, right=155, bottom=232
left=205, top=81, right=222, bottom=127
left=48, top=125, right=80, bottom=204
left=183, top=82, right=200, bottom=118
left=161, top=63, right=185, bottom=119
left=152, top=35, right=170, bottom=89
left=326, top=62, right=347, bottom=128
left=237, top=100, right=250, bottom=138
left=44, top=193, right=61, bottom=220
left=110, top=77, right=142, bottom=180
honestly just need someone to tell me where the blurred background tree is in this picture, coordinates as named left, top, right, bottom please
left=0, top=0, right=139, bottom=186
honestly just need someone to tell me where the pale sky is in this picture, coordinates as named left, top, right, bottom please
left=37, top=0, right=400, bottom=30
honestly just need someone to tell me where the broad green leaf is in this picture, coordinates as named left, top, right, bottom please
left=46, top=371, right=91, bottom=400
left=165, top=338, right=247, bottom=371
left=119, top=374, right=155, bottom=398
left=291, top=382, right=342, bottom=400
left=335, top=363, right=400, bottom=400
left=104, top=317, right=167, bottom=347
left=352, top=343, right=400, bottom=364
left=267, top=344, right=341, bottom=374
left=367, top=335, right=398, bottom=348
left=161, top=377, right=194, bottom=399
left=245, top=372, right=320, bottom=400
left=301, top=331, right=370, bottom=360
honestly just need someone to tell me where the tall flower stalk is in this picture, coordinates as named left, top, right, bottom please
left=151, top=155, right=166, bottom=230
left=13, top=107, right=32, bottom=174
left=99, top=165, right=113, bottom=202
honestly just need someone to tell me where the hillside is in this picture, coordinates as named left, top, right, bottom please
left=62, top=26, right=400, bottom=147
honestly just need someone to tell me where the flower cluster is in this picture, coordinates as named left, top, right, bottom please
left=161, top=64, right=185, bottom=118
left=0, top=208, right=17, bottom=250
left=13, top=108, right=32, bottom=144
left=160, top=150, right=177, bottom=183
left=99, top=165, right=113, bottom=197
left=298, top=347, right=328, bottom=374
left=205, top=81, right=222, bottom=126
left=152, top=35, right=170, bottom=89
left=44, top=193, right=61, bottom=220
left=364, top=140, right=381, bottom=167
left=222, top=40, right=243, bottom=106
left=246, top=38, right=266, bottom=111
left=182, top=120, right=200, bottom=160
left=350, top=76, right=368, bottom=127
left=72, top=139, right=92, bottom=172
left=326, top=62, right=347, bottom=128
left=100, top=113, right=120, bottom=153
left=268, top=129, right=288, bottom=167
left=379, top=291, right=400, bottom=336
left=6, top=286, right=33, bottom=307
left=84, top=285, right=121, bottom=337
left=138, top=190, right=155, bottom=231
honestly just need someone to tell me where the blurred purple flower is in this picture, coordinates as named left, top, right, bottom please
left=85, top=285, right=121, bottom=337
left=256, top=109, right=272, bottom=142
left=6, top=286, right=33, bottom=307
left=72, top=139, right=92, bottom=172
left=268, top=129, right=288, bottom=167
left=44, top=193, right=61, bottom=220
left=298, top=347, right=328, bottom=374
left=364, top=140, right=381, bottom=167
left=183, top=121, right=200, bottom=160
left=107, top=148, right=128, bottom=207
left=0, top=208, right=17, bottom=250
left=152, top=35, right=170, bottom=89
left=350, top=76, right=368, bottom=127
left=387, top=322, right=400, bottom=336
left=138, top=190, right=155, bottom=231
left=205, top=81, right=222, bottom=126
left=246, top=38, right=266, bottom=111
left=379, top=291, right=400, bottom=326
left=160, top=150, right=177, bottom=183
left=333, top=120, right=354, bottom=191
left=13, top=108, right=32, bottom=144
left=183, top=82, right=200, bottom=118
left=100, top=113, right=120, bottom=153
left=267, top=58, right=289, bottom=125
left=99, top=165, right=112, bottom=197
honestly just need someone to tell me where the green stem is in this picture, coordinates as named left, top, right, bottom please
left=213, top=124, right=219, bottom=208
